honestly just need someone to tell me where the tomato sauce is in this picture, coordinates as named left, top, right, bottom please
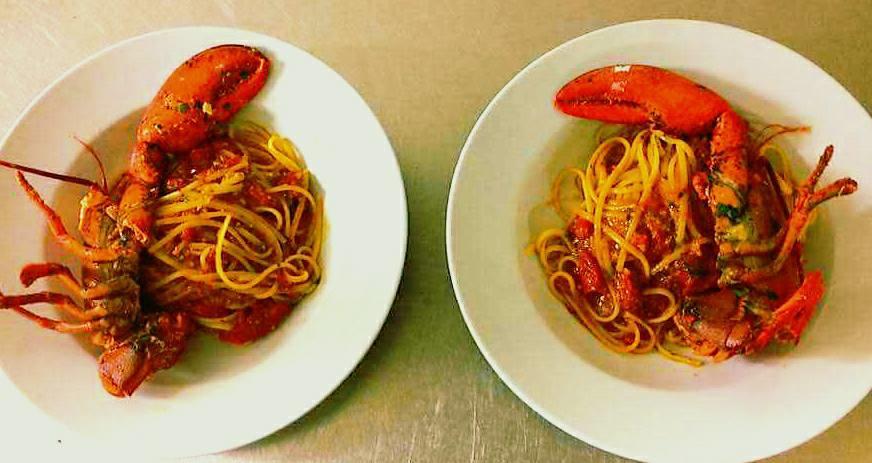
left=219, top=300, right=292, bottom=344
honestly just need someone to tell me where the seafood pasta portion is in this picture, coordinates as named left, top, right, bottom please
left=0, top=45, right=324, bottom=396
left=532, top=65, right=857, bottom=366
left=143, top=122, right=323, bottom=345
left=0, top=45, right=321, bottom=397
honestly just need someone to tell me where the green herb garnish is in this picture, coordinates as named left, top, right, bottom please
left=731, top=286, right=750, bottom=298
left=716, top=204, right=743, bottom=222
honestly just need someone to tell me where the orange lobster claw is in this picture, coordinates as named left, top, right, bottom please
left=555, top=64, right=733, bottom=136
left=121, top=45, right=271, bottom=245
left=137, top=44, right=271, bottom=155
left=747, top=271, right=825, bottom=353
left=556, top=64, right=751, bottom=265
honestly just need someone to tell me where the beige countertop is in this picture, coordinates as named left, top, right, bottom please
left=1, top=1, right=870, bottom=461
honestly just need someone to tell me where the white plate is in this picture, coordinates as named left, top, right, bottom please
left=0, top=27, right=406, bottom=457
left=448, top=19, right=872, bottom=463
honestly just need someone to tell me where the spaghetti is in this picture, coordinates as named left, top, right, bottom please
left=532, top=128, right=713, bottom=366
left=142, top=122, right=323, bottom=340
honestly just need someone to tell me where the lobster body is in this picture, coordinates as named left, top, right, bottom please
left=0, top=45, right=271, bottom=396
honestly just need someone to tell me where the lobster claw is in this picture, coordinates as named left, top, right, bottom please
left=554, top=64, right=751, bottom=259
left=554, top=64, right=733, bottom=136
left=98, top=312, right=196, bottom=397
left=747, top=271, right=825, bottom=353
left=137, top=44, right=271, bottom=154
left=121, top=45, right=271, bottom=245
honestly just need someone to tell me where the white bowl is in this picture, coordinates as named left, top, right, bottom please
left=448, top=19, right=872, bottom=463
left=0, top=27, right=406, bottom=457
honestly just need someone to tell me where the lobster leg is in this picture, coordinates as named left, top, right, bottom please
left=0, top=290, right=109, bottom=333
left=20, top=263, right=138, bottom=300
left=0, top=292, right=108, bottom=321
left=13, top=172, right=120, bottom=262
left=20, top=263, right=81, bottom=293
left=12, top=308, right=108, bottom=333
left=3, top=262, right=139, bottom=323
left=720, top=147, right=857, bottom=284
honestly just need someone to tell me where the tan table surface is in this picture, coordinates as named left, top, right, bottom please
left=1, top=1, right=870, bottom=461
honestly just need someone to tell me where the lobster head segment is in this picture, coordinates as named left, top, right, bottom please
left=136, top=44, right=271, bottom=155
left=554, top=64, right=734, bottom=136
left=98, top=311, right=196, bottom=397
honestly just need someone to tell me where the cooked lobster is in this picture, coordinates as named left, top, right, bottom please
left=0, top=45, right=270, bottom=396
left=555, top=64, right=857, bottom=359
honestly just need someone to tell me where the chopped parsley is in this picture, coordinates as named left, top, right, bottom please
left=731, top=286, right=750, bottom=298
left=716, top=204, right=743, bottom=223
left=177, top=102, right=190, bottom=113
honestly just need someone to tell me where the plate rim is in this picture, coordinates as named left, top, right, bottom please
left=446, top=18, right=871, bottom=463
left=0, top=25, right=408, bottom=457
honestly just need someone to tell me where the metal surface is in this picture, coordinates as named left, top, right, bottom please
left=0, top=1, right=870, bottom=461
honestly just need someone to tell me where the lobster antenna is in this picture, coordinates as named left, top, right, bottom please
left=752, top=124, right=809, bottom=153
left=73, top=136, right=109, bottom=192
left=0, top=158, right=98, bottom=189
